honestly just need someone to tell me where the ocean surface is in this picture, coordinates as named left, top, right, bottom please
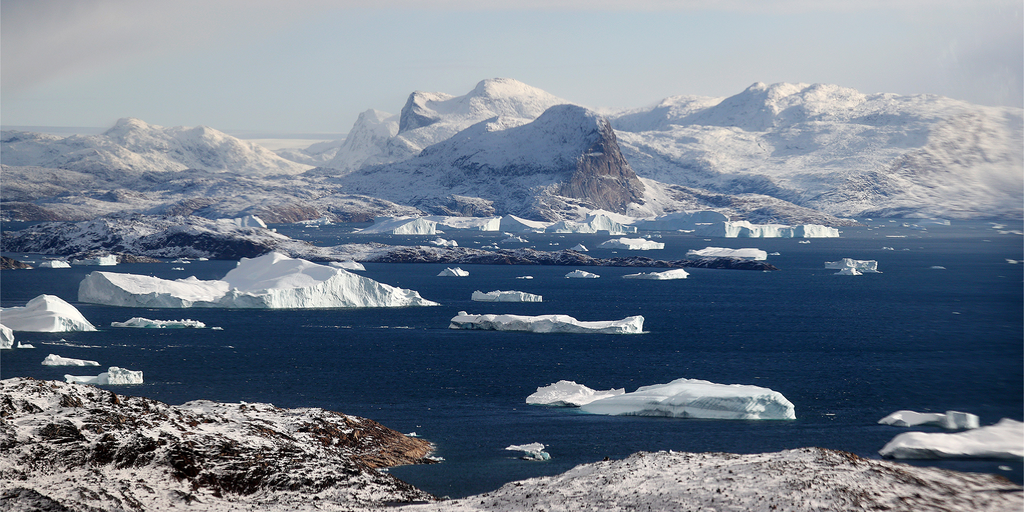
left=2, top=219, right=1022, bottom=498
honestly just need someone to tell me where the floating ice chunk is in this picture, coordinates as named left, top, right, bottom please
left=330, top=260, right=365, bottom=271
left=424, top=216, right=501, bottom=231
left=516, top=276, right=534, bottom=280
left=570, top=244, right=588, bottom=252
left=695, top=221, right=840, bottom=238
left=501, top=235, right=528, bottom=243
left=834, top=267, right=862, bottom=276
left=437, top=267, right=469, bottom=277
left=16, top=342, right=35, bottom=349
left=930, top=266, right=947, bottom=270
left=499, top=215, right=550, bottom=233
left=505, top=443, right=550, bottom=461
left=825, top=258, right=880, bottom=273
left=1, top=295, right=97, bottom=332
left=879, top=418, right=1023, bottom=459
left=359, top=216, right=437, bottom=235
left=879, top=410, right=980, bottom=430
left=527, top=380, right=625, bottom=407
left=295, top=216, right=331, bottom=226
left=42, top=354, right=100, bottom=366
left=580, top=378, right=796, bottom=420
left=632, top=211, right=729, bottom=231
left=80, top=273, right=229, bottom=308
left=471, top=290, right=542, bottom=302
left=449, top=312, right=644, bottom=335
left=622, top=269, right=689, bottom=280
left=546, top=214, right=635, bottom=235
left=37, top=260, right=71, bottom=268
left=65, top=366, right=143, bottom=385
left=0, top=324, right=12, bottom=349
left=71, top=254, right=118, bottom=266
left=598, top=238, right=665, bottom=250
left=565, top=269, right=599, bottom=279
left=429, top=238, right=458, bottom=247
left=687, top=247, right=767, bottom=260
left=111, top=317, right=206, bottom=328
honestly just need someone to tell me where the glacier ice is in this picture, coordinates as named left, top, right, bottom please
left=426, top=216, right=502, bottom=231
left=330, top=260, right=366, bottom=271
left=879, top=410, right=980, bottom=430
left=579, top=378, right=796, bottom=420
left=65, top=366, right=143, bottom=385
left=834, top=267, right=862, bottom=276
left=111, top=317, right=207, bottom=328
left=498, top=215, right=550, bottom=233
left=449, top=312, right=644, bottom=334
left=879, top=418, right=1023, bottom=460
left=359, top=216, right=437, bottom=235
left=505, top=443, right=550, bottom=461
left=695, top=221, right=840, bottom=238
left=598, top=238, right=665, bottom=250
left=71, top=255, right=118, bottom=266
left=42, top=354, right=100, bottom=366
left=526, top=380, right=625, bottom=407
left=78, top=252, right=438, bottom=308
left=471, top=290, right=542, bottom=302
left=437, top=267, right=469, bottom=277
left=565, top=269, right=600, bottom=279
left=686, top=247, right=768, bottom=260
left=0, top=325, right=13, bottom=349
left=825, top=258, right=880, bottom=273
left=546, top=214, right=636, bottom=235
left=37, top=260, right=71, bottom=268
left=1, top=295, right=97, bottom=332
left=622, top=269, right=690, bottom=280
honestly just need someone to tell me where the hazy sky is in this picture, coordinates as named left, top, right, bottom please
left=2, top=0, right=1021, bottom=135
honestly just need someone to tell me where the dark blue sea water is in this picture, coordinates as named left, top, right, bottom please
left=2, top=219, right=1022, bottom=497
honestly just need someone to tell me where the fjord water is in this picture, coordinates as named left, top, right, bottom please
left=2, top=220, right=1022, bottom=498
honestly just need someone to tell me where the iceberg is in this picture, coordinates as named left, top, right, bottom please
left=695, top=221, right=840, bottom=238
left=329, top=260, right=365, bottom=271
left=598, top=238, right=665, bottom=250
left=0, top=324, right=13, bottom=349
left=622, top=269, right=690, bottom=280
left=879, top=410, right=980, bottom=430
left=65, top=366, right=143, bottom=385
left=358, top=216, right=437, bottom=235
left=471, top=290, right=542, bottom=302
left=498, top=215, right=550, bottom=233
left=505, top=443, right=550, bottom=461
left=631, top=211, right=730, bottom=231
left=1, top=295, right=97, bottom=332
left=879, top=418, right=1024, bottom=460
left=426, top=216, right=501, bottom=231
left=834, top=267, right=862, bottom=276
left=825, top=258, right=880, bottom=273
left=37, top=260, right=71, bottom=268
left=686, top=247, right=768, bottom=260
left=429, top=238, right=458, bottom=247
left=546, top=214, right=636, bottom=235
left=437, top=267, right=469, bottom=277
left=565, top=269, right=600, bottom=279
left=111, top=317, right=206, bottom=328
left=296, top=216, right=331, bottom=226
left=71, top=254, right=118, bottom=266
left=526, top=380, right=625, bottom=407
left=42, top=354, right=100, bottom=366
left=449, top=312, right=644, bottom=334
left=579, top=378, right=796, bottom=420
left=570, top=244, right=588, bottom=252
left=78, top=252, right=438, bottom=308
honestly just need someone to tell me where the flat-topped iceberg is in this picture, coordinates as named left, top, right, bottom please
left=879, top=418, right=1023, bottom=460
left=825, top=258, right=880, bottom=273
left=471, top=290, right=542, bottom=302
left=695, top=221, right=840, bottom=238
left=65, top=366, right=144, bottom=385
left=687, top=247, right=767, bottom=261
left=565, top=269, right=599, bottom=279
left=42, top=354, right=100, bottom=366
left=546, top=214, right=636, bottom=235
left=622, top=269, right=690, bottom=280
left=437, top=267, right=469, bottom=277
left=79, top=252, right=438, bottom=309
left=527, top=380, right=625, bottom=407
left=598, top=238, right=665, bottom=250
left=111, top=317, right=207, bottom=329
left=449, top=312, right=644, bottom=334
left=879, top=410, right=980, bottom=430
left=1, top=295, right=97, bottom=332
left=505, top=443, right=550, bottom=461
left=579, top=378, right=796, bottom=420
left=425, top=216, right=501, bottom=231
left=358, top=216, right=437, bottom=235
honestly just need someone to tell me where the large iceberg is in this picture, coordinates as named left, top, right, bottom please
left=358, top=216, right=437, bottom=235
left=546, top=214, right=636, bottom=235
left=449, top=312, right=644, bottom=334
left=471, top=290, right=542, bottom=302
left=565, top=269, right=600, bottom=279
left=598, top=238, right=665, bottom=250
left=1, top=295, right=97, bottom=332
left=879, top=418, right=1024, bottom=459
left=505, top=443, right=550, bottom=461
left=579, top=378, right=796, bottom=420
left=526, top=380, right=625, bottom=407
left=37, top=260, right=71, bottom=268
left=78, top=252, right=438, bottom=308
left=437, top=267, right=469, bottom=277
left=686, top=247, right=767, bottom=260
left=71, top=254, right=118, bottom=266
left=0, top=325, right=14, bottom=349
left=42, top=354, right=100, bottom=366
left=695, top=221, right=840, bottom=238
left=425, top=216, right=501, bottom=231
left=65, top=366, right=144, bottom=385
left=622, top=269, right=690, bottom=280
left=825, top=258, right=880, bottom=273
left=879, top=410, right=980, bottom=430
left=111, top=317, right=206, bottom=328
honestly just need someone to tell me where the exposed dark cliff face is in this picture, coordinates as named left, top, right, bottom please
left=556, top=116, right=645, bottom=213
left=398, top=92, right=445, bottom=134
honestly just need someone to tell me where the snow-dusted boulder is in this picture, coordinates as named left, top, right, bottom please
left=622, top=269, right=690, bottom=280
left=505, top=443, right=550, bottom=461
left=526, top=380, right=625, bottom=407
left=580, top=378, right=796, bottom=420
left=598, top=238, right=665, bottom=250
left=499, top=215, right=550, bottom=233
left=825, top=258, right=880, bottom=272
left=429, top=238, right=458, bottom=247
left=565, top=269, right=600, bottom=279
left=71, top=255, right=118, bottom=266
left=42, top=354, right=100, bottom=366
left=879, top=418, right=1023, bottom=459
left=330, top=260, right=365, bottom=271
left=686, top=247, right=767, bottom=260
left=437, top=267, right=469, bottom=277
left=449, top=312, right=644, bottom=334
left=879, top=410, right=980, bottom=430
left=359, top=216, right=437, bottom=235
left=0, top=325, right=13, bottom=349
left=1, top=295, right=97, bottom=332
left=570, top=244, right=588, bottom=252
left=111, top=317, right=206, bottom=329
left=471, top=290, right=542, bottom=302
left=37, top=260, right=71, bottom=268
left=78, top=252, right=438, bottom=308
left=65, top=366, right=144, bottom=385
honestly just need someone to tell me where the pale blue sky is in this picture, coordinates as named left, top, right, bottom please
left=2, top=0, right=1021, bottom=135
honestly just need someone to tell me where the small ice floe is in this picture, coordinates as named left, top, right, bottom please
left=526, top=380, right=625, bottom=407
left=565, top=269, right=599, bottom=279
left=171, top=258, right=192, bottom=264
left=111, top=317, right=206, bottom=329
left=881, top=246, right=895, bottom=250
left=449, top=312, right=644, bottom=335
left=506, top=443, right=550, bottom=461
left=501, top=235, right=528, bottom=243
left=1007, top=259, right=1020, bottom=264
left=65, top=366, right=143, bottom=385
left=515, top=276, right=534, bottom=280
left=429, top=237, right=458, bottom=247
left=471, top=290, right=542, bottom=302
left=16, top=342, right=35, bottom=349
left=42, top=354, right=100, bottom=366
left=622, top=269, right=689, bottom=280
left=798, top=240, right=811, bottom=244
left=825, top=258, right=880, bottom=274
left=879, top=418, right=1023, bottom=460
left=768, top=252, right=781, bottom=256
left=930, top=266, right=947, bottom=270
left=437, top=267, right=469, bottom=277
left=171, top=267, right=185, bottom=271
left=879, top=410, right=980, bottom=430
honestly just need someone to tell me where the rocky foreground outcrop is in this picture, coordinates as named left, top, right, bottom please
left=0, top=378, right=436, bottom=511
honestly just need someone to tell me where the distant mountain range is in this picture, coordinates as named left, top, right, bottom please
left=2, top=78, right=1020, bottom=223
